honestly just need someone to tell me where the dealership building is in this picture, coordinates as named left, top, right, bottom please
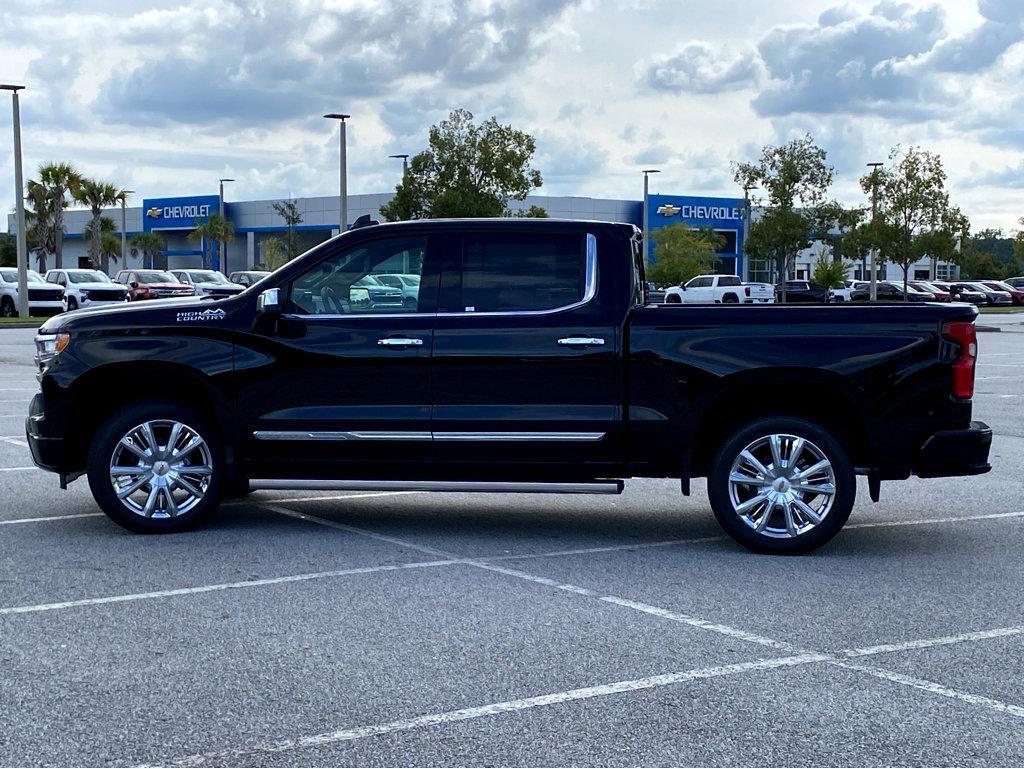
left=6, top=191, right=955, bottom=283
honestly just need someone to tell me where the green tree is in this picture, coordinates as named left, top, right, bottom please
left=0, top=234, right=15, bottom=267
left=271, top=199, right=303, bottom=261
left=861, top=146, right=968, bottom=297
left=25, top=182, right=56, bottom=273
left=379, top=109, right=542, bottom=221
left=811, top=253, right=852, bottom=289
left=646, top=223, right=722, bottom=287
left=959, top=250, right=1005, bottom=280
left=28, top=162, right=81, bottom=270
left=84, top=216, right=121, bottom=270
left=733, top=134, right=834, bottom=301
left=100, top=230, right=121, bottom=269
left=514, top=204, right=549, bottom=218
left=188, top=212, right=234, bottom=270
left=130, top=232, right=165, bottom=270
left=260, top=237, right=287, bottom=270
left=74, top=179, right=120, bottom=273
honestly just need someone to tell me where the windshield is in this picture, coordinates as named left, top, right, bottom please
left=984, top=281, right=1013, bottom=291
left=185, top=270, right=230, bottom=284
left=136, top=271, right=178, bottom=284
left=968, top=283, right=996, bottom=292
left=68, top=271, right=112, bottom=284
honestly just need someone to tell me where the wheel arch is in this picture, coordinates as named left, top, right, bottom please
left=63, top=362, right=235, bottom=476
left=686, top=368, right=873, bottom=476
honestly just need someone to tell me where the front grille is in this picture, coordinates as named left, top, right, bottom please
left=209, top=288, right=242, bottom=297
left=28, top=288, right=63, bottom=301
left=86, top=289, right=126, bottom=301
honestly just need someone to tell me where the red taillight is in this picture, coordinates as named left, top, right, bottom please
left=745, top=286, right=751, bottom=297
left=942, top=321, right=977, bottom=399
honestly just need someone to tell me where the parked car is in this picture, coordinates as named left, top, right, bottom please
left=775, top=280, right=830, bottom=303
left=829, top=284, right=853, bottom=302
left=27, top=219, right=990, bottom=554
left=373, top=272, right=422, bottom=308
left=170, top=270, right=246, bottom=299
left=932, top=281, right=986, bottom=305
left=228, top=270, right=271, bottom=288
left=45, top=268, right=129, bottom=311
left=0, top=268, right=64, bottom=316
left=1005, top=276, right=1024, bottom=289
left=851, top=281, right=931, bottom=302
left=114, top=269, right=194, bottom=301
left=979, top=280, right=1024, bottom=306
left=960, top=282, right=1012, bottom=306
left=909, top=281, right=953, bottom=302
left=664, top=274, right=774, bottom=304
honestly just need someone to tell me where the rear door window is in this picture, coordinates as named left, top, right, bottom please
left=442, top=232, right=587, bottom=313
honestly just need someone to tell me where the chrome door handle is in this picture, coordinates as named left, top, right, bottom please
left=377, top=337, right=424, bottom=346
left=557, top=336, right=605, bottom=346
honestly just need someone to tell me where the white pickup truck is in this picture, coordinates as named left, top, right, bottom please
left=663, top=274, right=775, bottom=304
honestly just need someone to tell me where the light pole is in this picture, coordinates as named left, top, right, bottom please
left=642, top=169, right=660, bottom=265
left=120, top=190, right=134, bottom=269
left=2, top=84, right=28, bottom=318
left=217, top=178, right=234, bottom=272
left=741, top=183, right=755, bottom=282
left=324, top=113, right=350, bottom=231
left=866, top=162, right=883, bottom=301
left=388, top=154, right=409, bottom=177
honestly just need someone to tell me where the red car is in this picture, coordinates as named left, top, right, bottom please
left=980, top=280, right=1024, bottom=306
left=114, top=270, right=195, bottom=301
left=909, top=280, right=953, bottom=302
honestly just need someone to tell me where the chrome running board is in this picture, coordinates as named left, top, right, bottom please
left=248, top=479, right=624, bottom=494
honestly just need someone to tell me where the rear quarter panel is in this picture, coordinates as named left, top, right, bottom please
left=626, top=302, right=978, bottom=477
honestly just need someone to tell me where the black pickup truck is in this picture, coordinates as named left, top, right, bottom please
left=26, top=219, right=991, bottom=553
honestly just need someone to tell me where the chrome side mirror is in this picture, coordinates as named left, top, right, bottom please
left=257, top=287, right=280, bottom=314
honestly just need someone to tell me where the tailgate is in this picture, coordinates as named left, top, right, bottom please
left=744, top=283, right=774, bottom=299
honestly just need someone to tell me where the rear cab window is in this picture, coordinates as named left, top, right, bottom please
left=440, top=231, right=591, bottom=314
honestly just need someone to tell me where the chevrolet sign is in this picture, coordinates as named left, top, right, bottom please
left=142, top=195, right=220, bottom=232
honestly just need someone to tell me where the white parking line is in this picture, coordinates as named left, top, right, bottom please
left=170, top=653, right=832, bottom=766
left=0, top=558, right=460, bottom=616
left=0, top=512, right=103, bottom=525
left=248, top=491, right=422, bottom=505
left=0, top=466, right=41, bottom=472
left=843, top=625, right=1024, bottom=657
left=0, top=436, right=28, bottom=447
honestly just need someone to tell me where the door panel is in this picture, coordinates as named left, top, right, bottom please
left=240, top=234, right=438, bottom=479
left=430, top=230, right=623, bottom=475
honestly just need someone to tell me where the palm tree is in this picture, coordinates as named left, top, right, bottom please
left=24, top=183, right=55, bottom=273
left=74, top=179, right=120, bottom=273
left=188, top=213, right=234, bottom=270
left=130, top=232, right=165, bottom=270
left=33, top=162, right=81, bottom=269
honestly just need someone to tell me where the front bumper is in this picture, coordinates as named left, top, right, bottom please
left=914, top=421, right=992, bottom=478
left=25, top=392, right=64, bottom=475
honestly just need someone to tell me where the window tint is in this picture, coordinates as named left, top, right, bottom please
left=289, top=236, right=427, bottom=315
left=718, top=276, right=741, bottom=287
left=453, top=233, right=586, bottom=313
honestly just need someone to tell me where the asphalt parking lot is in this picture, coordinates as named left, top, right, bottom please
left=1, top=320, right=1023, bottom=767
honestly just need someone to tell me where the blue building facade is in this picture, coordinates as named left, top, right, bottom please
left=645, top=194, right=747, bottom=277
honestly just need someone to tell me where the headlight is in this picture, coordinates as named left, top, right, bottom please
left=35, top=332, right=70, bottom=363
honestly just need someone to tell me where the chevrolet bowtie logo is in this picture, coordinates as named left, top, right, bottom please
left=656, top=204, right=681, bottom=216
left=146, top=207, right=163, bottom=219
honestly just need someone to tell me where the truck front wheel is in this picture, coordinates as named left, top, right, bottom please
left=707, top=417, right=855, bottom=554
left=87, top=401, right=225, bottom=533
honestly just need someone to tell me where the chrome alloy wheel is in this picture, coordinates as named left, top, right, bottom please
left=108, top=420, right=213, bottom=518
left=727, top=433, right=836, bottom=539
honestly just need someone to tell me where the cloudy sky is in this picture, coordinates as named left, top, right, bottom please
left=1, top=0, right=1023, bottom=232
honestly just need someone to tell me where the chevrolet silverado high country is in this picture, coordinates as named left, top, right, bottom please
left=26, top=219, right=991, bottom=553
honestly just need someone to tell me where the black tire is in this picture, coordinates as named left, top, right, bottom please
left=666, top=294, right=682, bottom=304
left=722, top=293, right=739, bottom=303
left=0, top=297, right=14, bottom=317
left=707, top=416, right=855, bottom=554
left=66, top=296, right=78, bottom=311
left=87, top=400, right=225, bottom=533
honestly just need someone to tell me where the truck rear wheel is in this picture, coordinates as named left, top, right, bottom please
left=86, top=401, right=225, bottom=533
left=707, top=417, right=855, bottom=554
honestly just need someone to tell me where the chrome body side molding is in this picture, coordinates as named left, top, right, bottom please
left=248, top=479, right=624, bottom=494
